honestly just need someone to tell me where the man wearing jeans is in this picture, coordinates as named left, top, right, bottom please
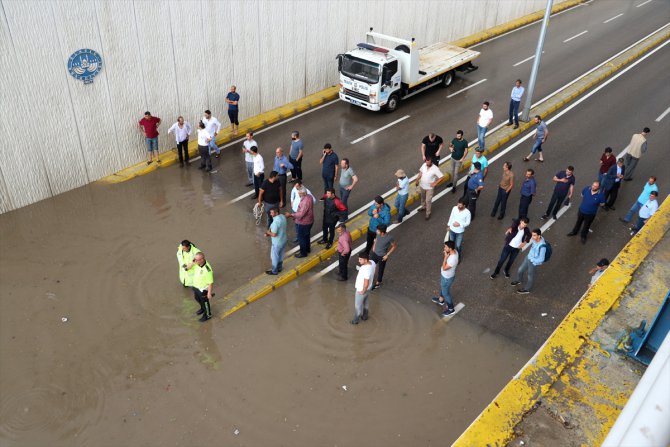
left=490, top=217, right=530, bottom=279
left=351, top=253, right=375, bottom=325
left=285, top=186, right=314, bottom=259
left=447, top=130, right=469, bottom=194
left=264, top=207, right=287, bottom=275
left=225, top=85, right=240, bottom=134
left=202, top=110, right=221, bottom=158
left=475, top=101, right=492, bottom=151
left=445, top=198, right=471, bottom=257
left=542, top=166, right=575, bottom=220
left=369, top=224, right=397, bottom=289
left=506, top=79, right=524, bottom=129
left=431, top=241, right=459, bottom=317
left=630, top=191, right=659, bottom=235
left=319, top=143, right=339, bottom=192
left=394, top=169, right=410, bottom=223
left=523, top=116, right=549, bottom=162
left=620, top=176, right=658, bottom=223
left=289, top=131, right=304, bottom=181
left=138, top=111, right=161, bottom=165
left=518, top=169, right=536, bottom=220
left=273, top=147, right=293, bottom=207
left=511, top=228, right=546, bottom=294
left=338, top=158, right=358, bottom=207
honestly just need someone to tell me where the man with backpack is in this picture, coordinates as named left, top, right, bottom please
left=511, top=228, right=550, bottom=294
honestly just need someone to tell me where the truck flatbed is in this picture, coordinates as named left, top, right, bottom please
left=415, top=42, right=480, bottom=87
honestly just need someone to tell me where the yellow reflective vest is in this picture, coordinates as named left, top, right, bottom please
left=177, top=244, right=200, bottom=286
left=191, top=261, right=214, bottom=291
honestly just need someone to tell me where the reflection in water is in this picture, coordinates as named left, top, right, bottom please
left=0, top=167, right=532, bottom=446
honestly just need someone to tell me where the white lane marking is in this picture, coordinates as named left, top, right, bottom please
left=226, top=190, right=255, bottom=204
left=512, top=52, right=545, bottom=67
left=563, top=30, right=589, bottom=43
left=470, top=3, right=585, bottom=49
left=350, top=115, right=411, bottom=144
left=316, top=38, right=669, bottom=273
left=655, top=105, right=670, bottom=122
left=603, top=13, right=624, bottom=24
left=446, top=78, right=488, bottom=98
left=637, top=0, right=652, bottom=7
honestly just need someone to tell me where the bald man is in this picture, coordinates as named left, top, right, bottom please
left=186, top=252, right=214, bottom=322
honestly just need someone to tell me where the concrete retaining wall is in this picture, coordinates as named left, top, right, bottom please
left=0, top=0, right=557, bottom=213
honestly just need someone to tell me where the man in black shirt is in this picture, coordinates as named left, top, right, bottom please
left=259, top=171, right=283, bottom=227
left=421, top=133, right=444, bottom=165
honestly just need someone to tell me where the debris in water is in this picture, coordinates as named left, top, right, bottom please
left=61, top=317, right=68, bottom=322
left=342, top=385, right=347, bottom=391
left=233, top=428, right=240, bottom=436
left=541, top=313, right=547, bottom=317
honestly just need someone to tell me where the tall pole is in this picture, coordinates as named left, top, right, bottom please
left=521, top=0, right=553, bottom=122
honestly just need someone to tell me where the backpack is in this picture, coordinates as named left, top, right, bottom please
left=541, top=242, right=553, bottom=262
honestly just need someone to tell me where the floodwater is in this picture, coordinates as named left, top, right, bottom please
left=0, top=167, right=532, bottom=446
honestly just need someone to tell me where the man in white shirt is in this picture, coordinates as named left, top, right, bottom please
left=250, top=146, right=265, bottom=199
left=490, top=217, right=530, bottom=279
left=431, top=240, right=459, bottom=317
left=415, top=158, right=444, bottom=220
left=202, top=110, right=222, bottom=158
left=588, top=258, right=609, bottom=287
left=242, top=132, right=257, bottom=186
left=507, top=80, right=524, bottom=129
left=351, top=253, right=375, bottom=325
left=289, top=179, right=316, bottom=243
left=167, top=116, right=192, bottom=167
left=445, top=198, right=471, bottom=257
left=631, top=191, right=659, bottom=235
left=476, top=101, right=493, bottom=151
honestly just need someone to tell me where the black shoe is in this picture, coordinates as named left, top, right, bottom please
left=335, top=275, right=347, bottom=281
left=619, top=217, right=629, bottom=224
left=431, top=296, right=445, bottom=305
left=552, top=215, right=558, bottom=220
left=489, top=273, right=497, bottom=279
left=325, top=243, right=333, bottom=249
left=490, top=212, right=496, bottom=217
left=445, top=182, right=454, bottom=188
left=206, top=167, right=212, bottom=172
left=609, top=206, right=616, bottom=211
left=317, top=240, right=327, bottom=245
left=513, top=125, right=519, bottom=129
left=196, top=308, right=204, bottom=315
left=623, top=178, right=633, bottom=182
left=506, top=122, right=513, bottom=126
left=295, top=253, right=306, bottom=258
left=516, top=289, right=530, bottom=295
left=350, top=319, right=359, bottom=325
left=245, top=182, right=253, bottom=187
left=540, top=214, right=549, bottom=220
left=215, top=154, right=220, bottom=158
left=567, top=232, right=577, bottom=237
left=199, top=314, right=211, bottom=322
left=250, top=194, right=258, bottom=199
left=179, top=162, right=184, bottom=168
left=581, top=237, right=587, bottom=244
left=441, top=308, right=455, bottom=317
left=198, top=166, right=205, bottom=170
left=372, top=282, right=382, bottom=290
left=510, top=281, right=521, bottom=286
left=452, top=188, right=457, bottom=194
left=504, top=271, right=510, bottom=279
left=361, top=310, right=369, bottom=321
left=497, top=215, right=504, bottom=220
left=266, top=270, right=278, bottom=275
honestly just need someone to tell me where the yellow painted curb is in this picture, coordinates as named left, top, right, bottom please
left=451, top=0, right=583, bottom=49
left=453, top=196, right=670, bottom=447
left=220, top=24, right=670, bottom=322
left=99, top=0, right=582, bottom=185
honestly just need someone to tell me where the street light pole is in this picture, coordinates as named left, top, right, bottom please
left=521, top=0, right=553, bottom=122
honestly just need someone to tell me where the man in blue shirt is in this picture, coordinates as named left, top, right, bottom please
left=518, top=169, right=536, bottom=220
left=466, top=162, right=485, bottom=220
left=225, top=85, right=240, bottom=134
left=319, top=143, right=339, bottom=192
left=265, top=207, right=287, bottom=275
left=511, top=228, right=546, bottom=294
left=542, top=166, right=575, bottom=220
left=289, top=131, right=304, bottom=182
left=568, top=181, right=606, bottom=243
left=273, top=147, right=293, bottom=208
left=394, top=169, right=410, bottom=223
left=620, top=176, right=658, bottom=223
left=523, top=115, right=549, bottom=162
left=506, top=79, right=524, bottom=129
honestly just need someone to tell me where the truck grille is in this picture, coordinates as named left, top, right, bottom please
left=343, top=89, right=369, bottom=101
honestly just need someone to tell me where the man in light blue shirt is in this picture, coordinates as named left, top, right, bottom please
left=523, top=115, right=549, bottom=163
left=621, top=176, right=659, bottom=223
left=265, top=207, right=287, bottom=275
left=394, top=169, right=410, bottom=223
left=507, top=79, right=524, bottom=129
left=511, top=228, right=546, bottom=294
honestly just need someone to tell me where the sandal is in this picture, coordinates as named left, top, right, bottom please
left=523, top=157, right=529, bottom=162
left=536, top=159, right=544, bottom=163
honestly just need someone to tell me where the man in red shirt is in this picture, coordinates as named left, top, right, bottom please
left=138, top=111, right=162, bottom=165
left=598, top=147, right=615, bottom=186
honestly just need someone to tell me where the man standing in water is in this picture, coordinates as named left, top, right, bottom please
left=186, top=252, right=214, bottom=322
left=351, top=252, right=375, bottom=325
left=177, top=240, right=200, bottom=287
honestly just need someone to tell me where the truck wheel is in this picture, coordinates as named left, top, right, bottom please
left=394, top=45, right=410, bottom=54
left=441, top=70, right=455, bottom=88
left=385, top=94, right=399, bottom=113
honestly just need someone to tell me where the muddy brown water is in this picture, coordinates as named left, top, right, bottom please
left=0, top=168, right=532, bottom=446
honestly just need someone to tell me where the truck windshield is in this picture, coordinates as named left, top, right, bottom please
left=341, top=55, right=380, bottom=84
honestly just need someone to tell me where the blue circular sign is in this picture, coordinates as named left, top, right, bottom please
left=67, top=49, right=103, bottom=84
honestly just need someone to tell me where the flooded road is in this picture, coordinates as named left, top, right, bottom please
left=0, top=168, right=532, bottom=446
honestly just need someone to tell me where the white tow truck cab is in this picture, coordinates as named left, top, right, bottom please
left=337, top=29, right=480, bottom=112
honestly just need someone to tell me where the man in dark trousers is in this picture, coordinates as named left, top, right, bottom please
left=258, top=171, right=283, bottom=228
left=186, top=251, right=214, bottom=322
left=603, top=158, right=625, bottom=211
left=318, top=188, right=347, bottom=249
left=518, top=169, right=536, bottom=220
left=567, top=181, right=606, bottom=244
left=319, top=143, right=339, bottom=192
left=465, top=162, right=485, bottom=220
left=490, top=217, right=531, bottom=279
left=336, top=224, right=352, bottom=281
left=369, top=224, right=397, bottom=289
left=541, top=166, right=575, bottom=220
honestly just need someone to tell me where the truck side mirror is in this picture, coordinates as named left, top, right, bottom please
left=336, top=54, right=343, bottom=72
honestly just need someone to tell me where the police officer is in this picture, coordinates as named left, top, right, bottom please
left=186, top=252, right=214, bottom=322
left=176, top=240, right=200, bottom=287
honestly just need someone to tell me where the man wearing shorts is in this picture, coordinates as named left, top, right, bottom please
left=138, top=111, right=161, bottom=165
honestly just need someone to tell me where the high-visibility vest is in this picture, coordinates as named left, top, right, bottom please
left=177, top=244, right=200, bottom=286
left=191, top=261, right=214, bottom=291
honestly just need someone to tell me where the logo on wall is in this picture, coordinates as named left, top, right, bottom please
left=67, top=49, right=103, bottom=84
